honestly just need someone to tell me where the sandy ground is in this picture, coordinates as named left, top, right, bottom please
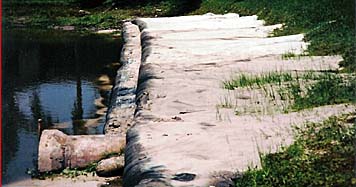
left=124, top=14, right=356, bottom=186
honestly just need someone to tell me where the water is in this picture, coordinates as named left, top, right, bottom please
left=2, top=29, right=121, bottom=184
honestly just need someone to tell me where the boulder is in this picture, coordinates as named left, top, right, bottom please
left=96, top=156, right=125, bottom=177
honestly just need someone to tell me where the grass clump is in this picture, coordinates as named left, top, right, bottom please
left=224, top=72, right=356, bottom=113
left=224, top=72, right=293, bottom=90
left=235, top=115, right=356, bottom=187
left=285, top=73, right=356, bottom=111
left=225, top=71, right=356, bottom=111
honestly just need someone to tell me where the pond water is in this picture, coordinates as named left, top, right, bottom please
left=2, top=29, right=121, bottom=184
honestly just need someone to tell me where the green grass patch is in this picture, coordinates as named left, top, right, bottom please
left=285, top=73, right=356, bottom=111
left=224, top=72, right=293, bottom=90
left=224, top=72, right=356, bottom=111
left=3, top=0, right=202, bottom=31
left=56, top=13, right=124, bottom=30
left=235, top=114, right=356, bottom=187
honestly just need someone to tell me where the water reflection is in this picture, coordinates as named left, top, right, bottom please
left=2, top=29, right=121, bottom=184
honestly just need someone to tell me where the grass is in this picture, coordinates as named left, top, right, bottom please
left=27, top=162, right=98, bottom=179
left=280, top=51, right=309, bottom=60
left=281, top=52, right=297, bottom=60
left=285, top=73, right=356, bottom=111
left=3, top=0, right=202, bottom=31
left=218, top=92, right=235, bottom=108
left=235, top=114, right=356, bottom=187
left=59, top=162, right=98, bottom=178
left=224, top=72, right=293, bottom=90
left=224, top=71, right=356, bottom=113
left=3, top=4, right=128, bottom=31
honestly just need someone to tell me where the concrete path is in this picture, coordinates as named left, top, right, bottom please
left=121, top=14, right=354, bottom=187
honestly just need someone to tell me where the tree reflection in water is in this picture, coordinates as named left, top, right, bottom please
left=2, top=29, right=121, bottom=184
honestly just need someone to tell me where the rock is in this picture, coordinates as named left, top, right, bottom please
left=53, top=25, right=75, bottom=31
left=171, top=173, right=196, bottom=182
left=78, top=9, right=91, bottom=16
left=94, top=98, right=106, bottom=108
left=209, top=171, right=238, bottom=187
left=98, top=84, right=113, bottom=92
left=97, top=75, right=111, bottom=84
left=96, top=156, right=125, bottom=177
left=62, top=26, right=75, bottom=31
left=97, top=29, right=121, bottom=34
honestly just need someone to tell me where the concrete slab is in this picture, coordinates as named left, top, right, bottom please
left=122, top=14, right=353, bottom=187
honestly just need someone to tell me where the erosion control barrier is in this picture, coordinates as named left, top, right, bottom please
left=104, top=22, right=142, bottom=136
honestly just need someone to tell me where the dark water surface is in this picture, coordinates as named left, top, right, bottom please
left=2, top=29, right=121, bottom=184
